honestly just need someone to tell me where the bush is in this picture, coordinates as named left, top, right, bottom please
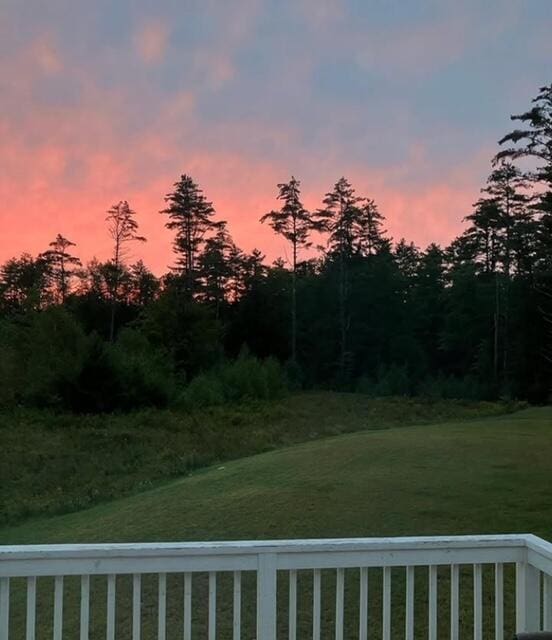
left=356, top=364, right=411, bottom=397
left=0, top=308, right=89, bottom=408
left=0, top=309, right=177, bottom=413
left=178, top=353, right=288, bottom=410
left=110, top=329, right=176, bottom=410
left=418, top=374, right=483, bottom=400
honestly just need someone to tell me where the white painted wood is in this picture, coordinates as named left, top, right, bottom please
left=26, top=576, right=36, bottom=640
left=232, top=571, right=241, bottom=640
left=133, top=573, right=141, bottom=640
left=106, top=574, right=116, bottom=640
left=544, top=573, right=552, bottom=631
left=359, top=568, right=368, bottom=640
left=405, top=566, right=414, bottom=640
left=383, top=566, right=391, bottom=640
left=0, top=577, right=9, bottom=640
left=0, top=533, right=551, bottom=640
left=288, top=569, right=297, bottom=640
left=516, top=562, right=541, bottom=632
left=313, top=569, right=321, bottom=640
left=495, top=563, right=504, bottom=640
left=450, top=564, right=459, bottom=640
left=0, top=535, right=531, bottom=577
left=233, top=570, right=241, bottom=640
left=80, top=575, right=90, bottom=640
left=158, top=573, right=167, bottom=640
left=473, top=564, right=482, bottom=640
left=335, top=568, right=345, bottom=640
left=428, top=565, right=437, bottom=640
left=257, top=555, right=277, bottom=640
left=183, top=573, right=192, bottom=640
left=209, top=572, right=217, bottom=640
left=53, top=575, right=64, bottom=640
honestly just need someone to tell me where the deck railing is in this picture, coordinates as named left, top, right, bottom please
left=1, top=534, right=551, bottom=639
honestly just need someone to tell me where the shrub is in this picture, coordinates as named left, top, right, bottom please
left=178, top=353, right=288, bottom=410
left=0, top=308, right=89, bottom=408
left=110, top=329, right=176, bottom=410
left=356, top=364, right=410, bottom=397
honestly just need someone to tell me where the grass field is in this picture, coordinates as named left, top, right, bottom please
left=1, top=403, right=550, bottom=639
left=0, top=393, right=514, bottom=526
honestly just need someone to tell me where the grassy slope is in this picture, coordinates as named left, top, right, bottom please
left=2, top=405, right=550, bottom=639
left=2, top=405, right=550, bottom=544
left=0, top=393, right=513, bottom=526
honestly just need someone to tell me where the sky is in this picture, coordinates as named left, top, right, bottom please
left=0, top=0, right=551, bottom=273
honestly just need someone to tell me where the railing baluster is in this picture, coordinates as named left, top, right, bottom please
left=428, top=566, right=437, bottom=640
left=451, top=565, right=459, bottom=640
left=335, top=568, right=345, bottom=640
left=233, top=570, right=242, bottom=640
left=80, top=575, right=89, bottom=640
left=544, top=574, right=552, bottom=631
left=183, top=573, right=192, bottom=640
left=313, top=569, right=321, bottom=640
left=288, top=570, right=297, bottom=640
left=53, top=576, right=64, bottom=640
left=106, top=574, right=116, bottom=640
left=516, top=561, right=541, bottom=633
left=474, top=564, right=482, bottom=640
left=26, top=576, right=36, bottom=640
left=405, top=566, right=414, bottom=640
left=257, top=554, right=277, bottom=640
left=133, top=574, right=141, bottom=640
left=495, top=563, right=504, bottom=640
left=0, top=577, right=9, bottom=640
left=383, top=566, right=391, bottom=640
left=359, top=568, right=368, bottom=640
left=158, top=573, right=167, bottom=640
left=209, top=572, right=217, bottom=640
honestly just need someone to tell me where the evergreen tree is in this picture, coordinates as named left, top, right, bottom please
left=261, top=176, right=314, bottom=362
left=105, top=201, right=146, bottom=340
left=0, top=254, right=50, bottom=313
left=40, top=234, right=82, bottom=303
left=197, top=222, right=237, bottom=317
left=161, top=174, right=220, bottom=296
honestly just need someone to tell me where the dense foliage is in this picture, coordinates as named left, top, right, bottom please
left=1, top=84, right=551, bottom=410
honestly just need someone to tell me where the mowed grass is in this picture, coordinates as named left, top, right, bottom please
left=0, top=393, right=514, bottom=526
left=0, top=406, right=550, bottom=639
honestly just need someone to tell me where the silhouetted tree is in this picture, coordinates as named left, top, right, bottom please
left=161, top=174, right=220, bottom=297
left=40, top=234, right=82, bottom=303
left=314, top=177, right=364, bottom=380
left=105, top=201, right=146, bottom=340
left=261, top=176, right=314, bottom=362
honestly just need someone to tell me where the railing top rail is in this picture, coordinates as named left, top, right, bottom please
left=0, top=534, right=539, bottom=561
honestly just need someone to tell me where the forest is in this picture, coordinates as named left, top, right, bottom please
left=1, top=83, right=551, bottom=412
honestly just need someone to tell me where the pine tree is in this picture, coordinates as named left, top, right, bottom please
left=40, top=234, right=82, bottom=303
left=261, top=176, right=314, bottom=362
left=496, top=83, right=552, bottom=389
left=359, top=198, right=387, bottom=256
left=314, top=177, right=365, bottom=380
left=161, top=174, right=219, bottom=297
left=197, top=222, right=237, bottom=317
left=105, top=200, right=146, bottom=340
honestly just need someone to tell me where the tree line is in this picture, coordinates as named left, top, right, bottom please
left=1, top=83, right=551, bottom=411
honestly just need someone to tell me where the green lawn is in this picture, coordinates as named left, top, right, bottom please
left=1, top=403, right=550, bottom=639
left=0, top=393, right=513, bottom=527
left=2, top=405, right=550, bottom=544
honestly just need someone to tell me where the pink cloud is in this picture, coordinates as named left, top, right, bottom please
left=133, top=19, right=169, bottom=64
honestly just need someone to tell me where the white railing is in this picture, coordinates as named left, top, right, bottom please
left=0, top=534, right=551, bottom=639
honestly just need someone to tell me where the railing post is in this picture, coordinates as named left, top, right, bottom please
left=257, top=553, right=277, bottom=640
left=516, top=562, right=541, bottom=633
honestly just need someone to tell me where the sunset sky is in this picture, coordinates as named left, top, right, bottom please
left=1, top=0, right=551, bottom=273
